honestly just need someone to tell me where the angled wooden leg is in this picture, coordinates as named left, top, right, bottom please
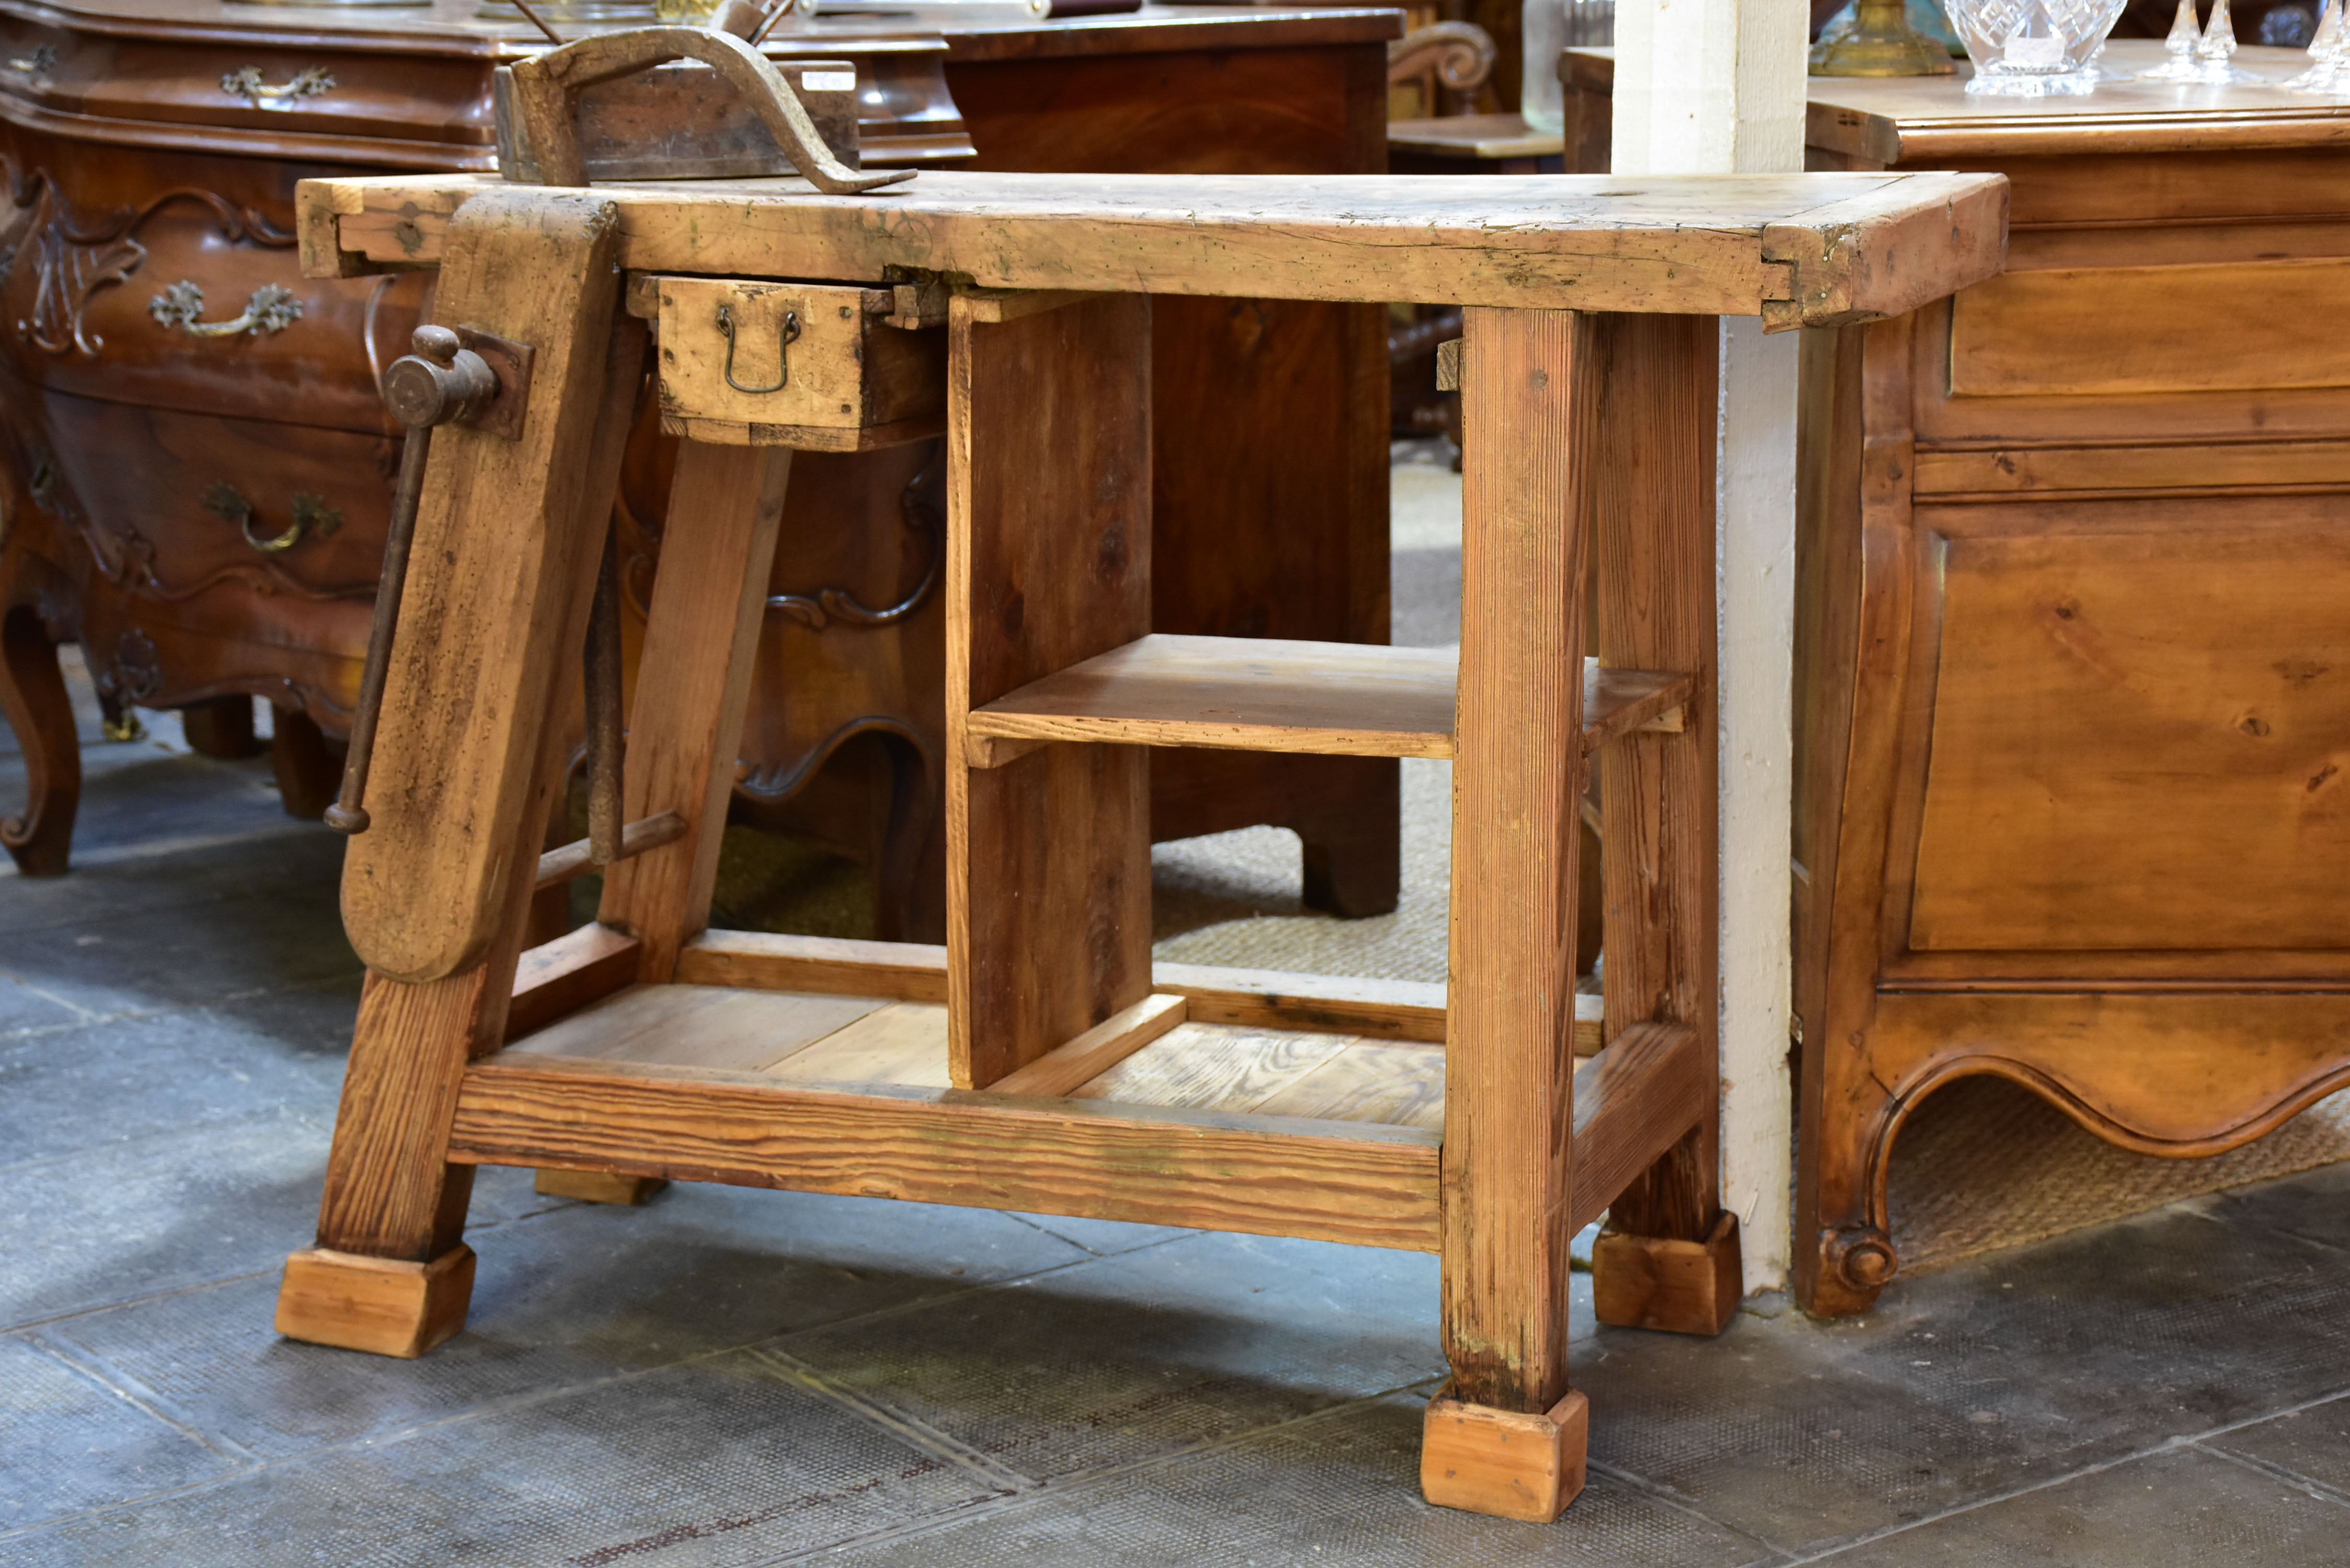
left=596, top=442, right=795, bottom=981
left=0, top=603, right=79, bottom=876
left=282, top=190, right=642, bottom=1356
left=1587, top=313, right=1740, bottom=1338
left=1429, top=305, right=1591, bottom=1520
left=945, top=292, right=1154, bottom=1089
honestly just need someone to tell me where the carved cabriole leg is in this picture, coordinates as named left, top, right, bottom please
left=1792, top=316, right=1915, bottom=1319
left=1428, top=305, right=1589, bottom=1520
left=0, top=602, right=80, bottom=876
left=944, top=291, right=1154, bottom=1090
left=180, top=694, right=264, bottom=759
left=1586, top=313, right=1740, bottom=1337
left=270, top=704, right=341, bottom=821
left=281, top=192, right=643, bottom=1357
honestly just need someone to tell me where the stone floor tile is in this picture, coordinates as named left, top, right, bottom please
left=0, top=1007, right=348, bottom=1169
left=814, top=1392, right=1771, bottom=1568
left=999, top=1212, right=1197, bottom=1256
left=1571, top=1191, right=2350, bottom=1555
left=49, top=1182, right=1093, bottom=1459
left=2210, top=1156, right=2350, bottom=1255
left=1806, top=1445, right=2350, bottom=1566
left=0, top=884, right=359, bottom=1018
left=781, top=1230, right=1459, bottom=1482
left=0, top=1115, right=330, bottom=1330
left=0, top=1350, right=1007, bottom=1568
left=0, top=1335, right=244, bottom=1535
left=2204, top=1393, right=2350, bottom=1499
left=0, top=830, right=345, bottom=941
left=0, top=972, right=87, bottom=1037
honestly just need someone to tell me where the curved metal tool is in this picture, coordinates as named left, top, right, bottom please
left=324, top=326, right=501, bottom=836
left=505, top=26, right=914, bottom=195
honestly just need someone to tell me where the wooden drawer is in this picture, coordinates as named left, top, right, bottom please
left=0, top=126, right=424, bottom=433
left=40, top=389, right=393, bottom=605
left=651, top=276, right=946, bottom=449
left=1916, top=253, right=2350, bottom=451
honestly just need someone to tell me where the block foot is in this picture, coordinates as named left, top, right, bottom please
left=1593, top=1210, right=1742, bottom=1335
left=275, top=1244, right=475, bottom=1358
left=535, top=1168, right=669, bottom=1205
left=1420, top=1385, right=1589, bottom=1521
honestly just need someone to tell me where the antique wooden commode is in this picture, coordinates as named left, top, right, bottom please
left=278, top=28, right=2005, bottom=1521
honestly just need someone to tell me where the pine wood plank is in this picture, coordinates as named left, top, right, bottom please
left=947, top=291, right=1155, bottom=1088
left=1588, top=313, right=1724, bottom=1248
left=674, top=931, right=951, bottom=1001
left=513, top=984, right=885, bottom=1072
left=1442, top=304, right=1591, bottom=1415
left=1564, top=1022, right=1710, bottom=1235
left=963, top=641, right=1685, bottom=763
left=1252, top=1041, right=1446, bottom=1132
left=1153, top=963, right=1446, bottom=1042
left=967, top=636, right=1459, bottom=759
left=597, top=445, right=796, bottom=982
left=506, top=923, right=643, bottom=1043
left=304, top=170, right=2010, bottom=324
left=989, top=994, right=1190, bottom=1098
left=447, top=1051, right=1445, bottom=1251
left=765, top=1002, right=953, bottom=1088
left=336, top=190, right=631, bottom=985
left=1070, top=1022, right=1356, bottom=1113
left=276, top=1246, right=477, bottom=1360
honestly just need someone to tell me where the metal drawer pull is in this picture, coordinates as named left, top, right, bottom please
left=200, top=483, right=342, bottom=555
left=10, top=45, right=56, bottom=74
left=149, top=281, right=304, bottom=338
left=718, top=303, right=797, bottom=394
left=219, top=65, right=334, bottom=109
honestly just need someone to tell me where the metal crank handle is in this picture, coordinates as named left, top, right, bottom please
left=325, top=327, right=502, bottom=836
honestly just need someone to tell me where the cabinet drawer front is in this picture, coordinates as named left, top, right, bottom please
left=655, top=277, right=945, bottom=435
left=1950, top=259, right=2350, bottom=400
left=43, top=392, right=393, bottom=606
left=1905, top=502, right=2350, bottom=954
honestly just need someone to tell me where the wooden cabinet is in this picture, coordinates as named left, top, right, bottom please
left=1565, top=41, right=2350, bottom=1316
left=0, top=1, right=1402, bottom=938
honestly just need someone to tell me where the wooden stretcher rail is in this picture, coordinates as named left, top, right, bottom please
left=448, top=1049, right=1448, bottom=1251
left=297, top=169, right=2010, bottom=326
left=534, top=810, right=688, bottom=890
left=961, top=638, right=1691, bottom=763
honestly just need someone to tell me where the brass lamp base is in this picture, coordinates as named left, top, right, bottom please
left=1811, top=0, right=1959, bottom=76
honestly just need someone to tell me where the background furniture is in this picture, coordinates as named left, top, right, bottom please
left=0, top=0, right=1401, bottom=940
left=1566, top=42, right=2350, bottom=1316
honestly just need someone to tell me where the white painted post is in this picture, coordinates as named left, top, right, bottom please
left=1609, top=0, right=1807, bottom=1296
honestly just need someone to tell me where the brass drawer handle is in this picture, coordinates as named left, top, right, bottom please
left=10, top=44, right=56, bottom=74
left=718, top=303, right=798, bottom=394
left=219, top=64, right=334, bottom=109
left=201, top=483, right=342, bottom=555
left=149, top=282, right=304, bottom=339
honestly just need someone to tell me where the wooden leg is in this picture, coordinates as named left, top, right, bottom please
left=1297, top=756, right=1401, bottom=918
left=1793, top=1052, right=1900, bottom=1318
left=945, top=292, right=1154, bottom=1089
left=181, top=695, right=264, bottom=759
left=1585, top=313, right=1741, bottom=1339
left=597, top=442, right=795, bottom=981
left=534, top=1168, right=668, bottom=1205
left=0, top=603, right=80, bottom=876
left=283, top=192, right=646, bottom=1354
left=1431, top=306, right=1589, bottom=1520
left=269, top=705, right=341, bottom=820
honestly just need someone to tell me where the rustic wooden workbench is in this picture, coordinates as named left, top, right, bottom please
left=281, top=160, right=2005, bottom=1519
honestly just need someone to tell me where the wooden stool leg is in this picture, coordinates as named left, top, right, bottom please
left=1587, top=313, right=1742, bottom=1337
left=944, top=292, right=1154, bottom=1089
left=1427, top=306, right=1591, bottom=1522
left=0, top=603, right=80, bottom=876
left=281, top=190, right=644, bottom=1356
left=596, top=442, right=795, bottom=980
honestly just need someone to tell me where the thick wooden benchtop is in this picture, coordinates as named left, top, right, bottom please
left=299, top=168, right=2009, bottom=326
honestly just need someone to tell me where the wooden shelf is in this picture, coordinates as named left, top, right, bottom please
left=474, top=978, right=1686, bottom=1246
left=963, top=635, right=1692, bottom=763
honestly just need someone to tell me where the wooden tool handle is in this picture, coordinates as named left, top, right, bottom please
left=504, top=26, right=914, bottom=197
